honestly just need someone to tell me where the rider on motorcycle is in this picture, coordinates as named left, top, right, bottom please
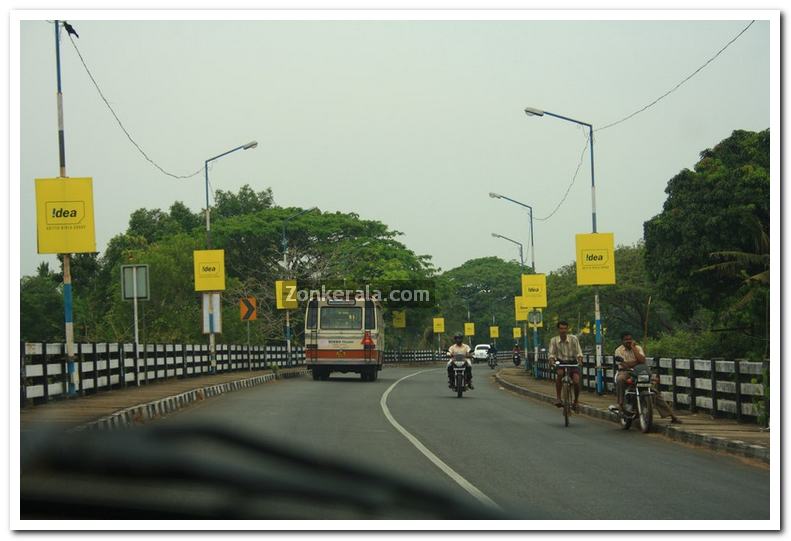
left=613, top=331, right=646, bottom=412
left=447, top=333, right=473, bottom=390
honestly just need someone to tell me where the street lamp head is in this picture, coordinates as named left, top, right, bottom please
left=489, top=192, right=502, bottom=199
left=524, top=107, right=545, bottom=117
left=491, top=233, right=500, bottom=239
left=243, top=141, right=258, bottom=150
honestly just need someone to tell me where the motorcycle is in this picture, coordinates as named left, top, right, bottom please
left=512, top=352, right=522, bottom=367
left=609, top=357, right=655, bottom=433
left=487, top=351, right=498, bottom=370
left=450, top=353, right=470, bottom=398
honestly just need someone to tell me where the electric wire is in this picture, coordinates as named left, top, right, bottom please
left=535, top=127, right=589, bottom=222
left=65, top=31, right=203, bottom=180
left=535, top=20, right=755, bottom=221
left=596, top=20, right=755, bottom=132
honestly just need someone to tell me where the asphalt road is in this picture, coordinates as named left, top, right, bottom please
left=158, top=365, right=770, bottom=520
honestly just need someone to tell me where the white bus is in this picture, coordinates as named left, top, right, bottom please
left=304, top=295, right=385, bottom=382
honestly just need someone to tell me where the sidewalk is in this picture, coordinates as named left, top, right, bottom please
left=495, top=367, right=769, bottom=463
left=20, top=368, right=305, bottom=432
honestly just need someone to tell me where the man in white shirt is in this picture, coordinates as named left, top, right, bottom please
left=613, top=331, right=646, bottom=411
left=447, top=333, right=473, bottom=389
left=548, top=320, right=583, bottom=410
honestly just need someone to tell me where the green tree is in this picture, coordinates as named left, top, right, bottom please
left=644, top=129, right=769, bottom=319
left=20, top=268, right=63, bottom=342
left=213, top=184, right=273, bottom=220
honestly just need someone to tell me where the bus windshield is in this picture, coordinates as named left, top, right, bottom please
left=320, top=307, right=363, bottom=330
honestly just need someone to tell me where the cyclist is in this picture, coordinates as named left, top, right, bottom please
left=548, top=320, right=583, bottom=411
left=446, top=332, right=474, bottom=389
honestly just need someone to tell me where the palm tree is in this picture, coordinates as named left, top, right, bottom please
left=697, top=214, right=768, bottom=309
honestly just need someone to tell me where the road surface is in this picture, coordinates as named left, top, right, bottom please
left=158, top=366, right=769, bottom=520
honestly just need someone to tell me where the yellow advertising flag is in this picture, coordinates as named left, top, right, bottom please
left=514, top=296, right=531, bottom=321
left=464, top=322, right=475, bottom=336
left=193, top=250, right=226, bottom=291
left=433, top=317, right=445, bottom=333
left=520, top=274, right=548, bottom=308
left=35, top=177, right=96, bottom=254
left=513, top=327, right=522, bottom=339
left=275, top=280, right=298, bottom=309
left=489, top=326, right=499, bottom=339
left=576, top=233, right=616, bottom=285
left=392, top=310, right=406, bottom=328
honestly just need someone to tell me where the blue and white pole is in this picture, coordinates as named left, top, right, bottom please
left=523, top=108, right=604, bottom=393
left=55, top=21, right=77, bottom=395
left=589, top=125, right=605, bottom=395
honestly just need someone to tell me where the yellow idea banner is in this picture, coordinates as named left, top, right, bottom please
left=520, top=274, right=548, bottom=308
left=35, top=177, right=96, bottom=254
left=489, top=326, right=499, bottom=339
left=514, top=296, right=531, bottom=321
left=392, top=310, right=406, bottom=328
left=576, top=233, right=616, bottom=285
left=433, top=317, right=445, bottom=333
left=464, top=322, right=475, bottom=336
left=513, top=327, right=522, bottom=339
left=193, top=250, right=226, bottom=291
left=275, top=280, right=298, bottom=309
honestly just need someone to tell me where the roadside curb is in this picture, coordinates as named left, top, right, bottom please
left=494, top=373, right=769, bottom=464
left=72, top=368, right=308, bottom=432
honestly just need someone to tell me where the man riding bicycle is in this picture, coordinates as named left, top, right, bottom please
left=548, top=320, right=583, bottom=411
left=447, top=333, right=474, bottom=390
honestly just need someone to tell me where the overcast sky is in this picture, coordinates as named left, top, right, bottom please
left=19, top=18, right=769, bottom=277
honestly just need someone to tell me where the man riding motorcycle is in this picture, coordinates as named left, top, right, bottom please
left=612, top=331, right=646, bottom=412
left=447, top=333, right=474, bottom=390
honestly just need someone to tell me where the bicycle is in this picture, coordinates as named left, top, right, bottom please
left=554, top=361, right=580, bottom=427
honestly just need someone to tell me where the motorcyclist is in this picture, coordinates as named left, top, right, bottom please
left=447, top=333, right=473, bottom=390
left=612, top=331, right=646, bottom=412
left=512, top=343, right=521, bottom=359
left=488, top=343, right=498, bottom=363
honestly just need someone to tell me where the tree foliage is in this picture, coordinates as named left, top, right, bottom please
left=644, top=129, right=769, bottom=318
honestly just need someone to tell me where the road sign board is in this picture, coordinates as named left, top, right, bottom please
left=275, top=280, right=298, bottom=309
left=240, top=296, right=257, bottom=321
left=392, top=310, right=406, bottom=328
left=489, top=326, right=499, bottom=339
left=121, top=264, right=149, bottom=300
left=576, top=233, right=616, bottom=285
left=35, top=177, right=96, bottom=254
left=464, top=322, right=475, bottom=336
left=528, top=308, right=544, bottom=328
left=521, top=274, right=548, bottom=308
left=194, top=250, right=226, bottom=291
left=433, top=317, right=445, bottom=333
left=202, top=292, right=222, bottom=334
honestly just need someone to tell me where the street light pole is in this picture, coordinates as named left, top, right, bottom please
left=492, top=232, right=530, bottom=364
left=203, top=141, right=257, bottom=373
left=53, top=21, right=77, bottom=396
left=489, top=192, right=535, bottom=271
left=524, top=106, right=604, bottom=393
left=490, top=193, right=541, bottom=374
left=281, top=207, right=318, bottom=366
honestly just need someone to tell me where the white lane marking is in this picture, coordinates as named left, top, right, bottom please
left=380, top=369, right=501, bottom=511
